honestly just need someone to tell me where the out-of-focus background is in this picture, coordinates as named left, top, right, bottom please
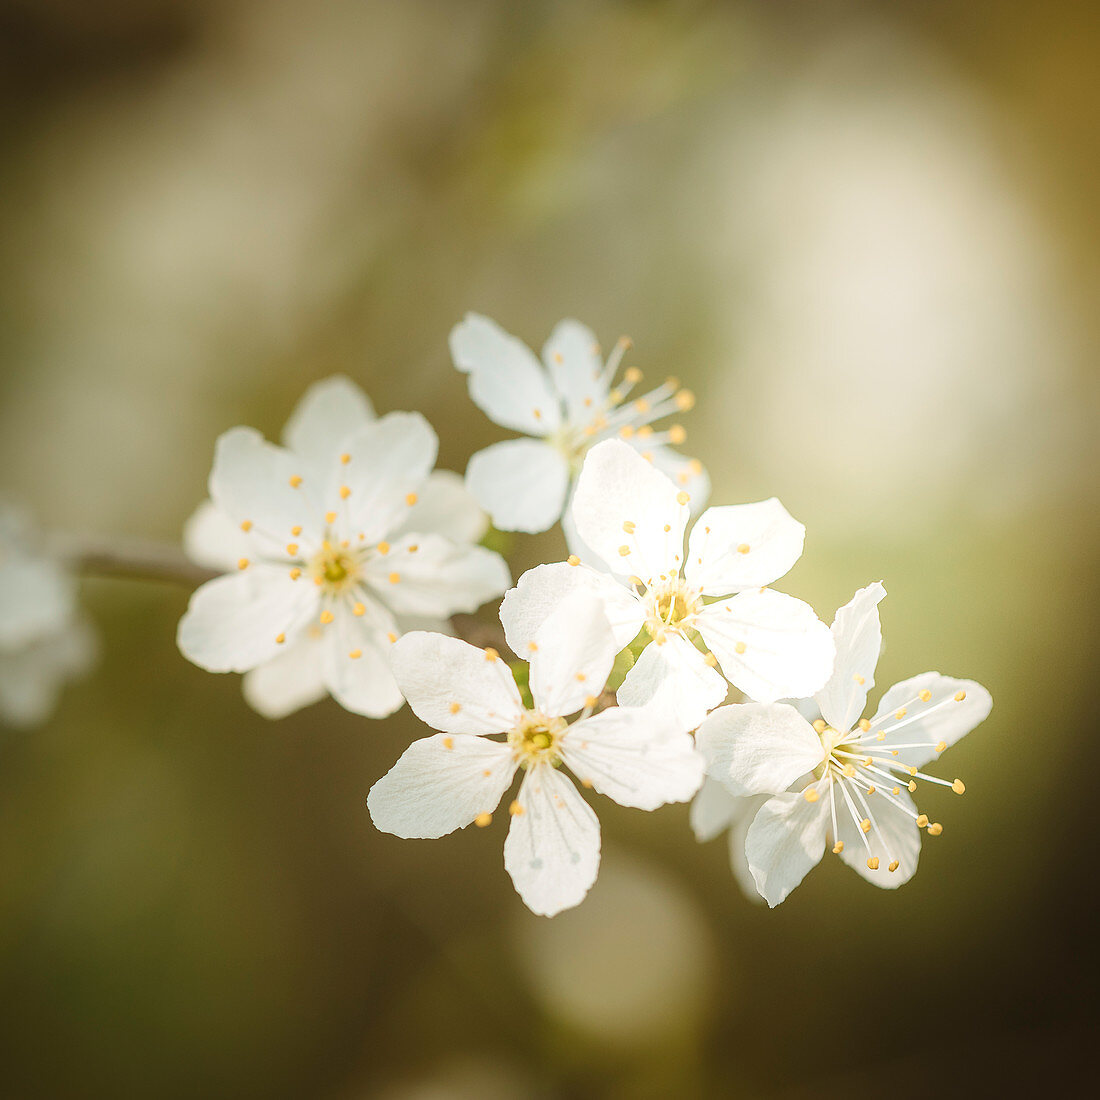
left=1, top=0, right=1097, bottom=1095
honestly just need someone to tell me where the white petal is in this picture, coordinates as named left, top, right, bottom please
left=363, top=533, right=509, bottom=618
left=0, top=552, right=74, bottom=650
left=177, top=566, right=317, bottom=673
left=560, top=708, right=704, bottom=810
left=528, top=592, right=617, bottom=717
left=836, top=782, right=921, bottom=889
left=182, top=500, right=251, bottom=572
left=390, top=631, right=523, bottom=735
left=282, top=375, right=375, bottom=473
left=449, top=313, right=562, bottom=434
left=696, top=702, right=823, bottom=797
left=208, top=427, right=316, bottom=550
left=392, top=469, right=488, bottom=544
left=647, top=447, right=711, bottom=514
left=727, top=795, right=769, bottom=904
left=696, top=588, right=835, bottom=704
left=321, top=600, right=405, bottom=718
left=541, top=319, right=609, bottom=424
left=500, top=562, right=644, bottom=655
left=367, top=733, right=516, bottom=839
left=616, top=634, right=728, bottom=729
left=571, top=439, right=688, bottom=582
left=504, top=764, right=600, bottom=917
left=867, top=673, right=993, bottom=768
left=465, top=439, right=570, bottom=534
left=814, top=582, right=886, bottom=734
left=337, top=412, right=439, bottom=542
left=744, top=791, right=830, bottom=907
left=684, top=499, right=805, bottom=595
left=0, top=617, right=96, bottom=727
left=241, top=634, right=328, bottom=719
left=690, top=775, right=741, bottom=842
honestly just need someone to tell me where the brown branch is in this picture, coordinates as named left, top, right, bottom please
left=50, top=533, right=220, bottom=587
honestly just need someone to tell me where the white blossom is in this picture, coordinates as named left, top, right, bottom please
left=500, top=439, right=835, bottom=727
left=449, top=313, right=709, bottom=538
left=0, top=506, right=96, bottom=726
left=695, top=583, right=993, bottom=906
left=367, top=593, right=704, bottom=917
left=179, top=376, right=510, bottom=719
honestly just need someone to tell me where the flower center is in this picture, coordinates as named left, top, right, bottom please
left=643, top=578, right=701, bottom=642
left=310, top=541, right=362, bottom=593
left=508, top=713, right=567, bottom=769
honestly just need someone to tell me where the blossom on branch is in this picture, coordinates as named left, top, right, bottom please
left=178, top=376, right=510, bottom=719
left=367, top=593, right=704, bottom=916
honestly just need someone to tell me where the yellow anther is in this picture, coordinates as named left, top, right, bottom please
left=509, top=800, right=524, bottom=816
left=895, top=707, right=907, bottom=719
left=575, top=672, right=586, bottom=683
left=340, top=453, right=351, bottom=464
left=618, top=545, right=630, bottom=557
left=954, top=690, right=967, bottom=702
left=704, top=652, right=717, bottom=668
left=734, top=641, right=747, bottom=655
left=676, top=490, right=690, bottom=506
left=737, top=543, right=750, bottom=555
left=313, top=577, right=323, bottom=586
left=867, top=857, right=880, bottom=870
left=863, top=757, right=873, bottom=766
left=527, top=642, right=538, bottom=653
left=348, top=649, right=362, bottom=659
left=624, top=367, right=642, bottom=384
left=876, top=731, right=886, bottom=741
left=320, top=610, right=334, bottom=624
left=888, top=860, right=900, bottom=872
left=663, top=524, right=671, bottom=532
left=813, top=719, right=827, bottom=733
left=474, top=812, right=492, bottom=828
left=936, top=740, right=947, bottom=752
left=867, top=785, right=876, bottom=795
left=919, top=689, right=932, bottom=702
left=609, top=388, right=622, bottom=403
left=641, top=450, right=654, bottom=462
left=341, top=539, right=350, bottom=549
left=668, top=425, right=686, bottom=445
left=860, top=818, right=871, bottom=833
left=325, top=511, right=337, bottom=524
left=843, top=764, right=857, bottom=778
left=552, top=351, right=564, bottom=363
left=351, top=602, right=365, bottom=616
left=275, top=633, right=285, bottom=644
left=484, top=648, right=499, bottom=662
left=289, top=475, right=303, bottom=488
left=803, top=787, right=819, bottom=803
left=291, top=525, right=303, bottom=536
left=634, top=398, right=650, bottom=414
left=388, top=572, right=400, bottom=584
left=859, top=718, right=871, bottom=732
left=854, top=674, right=865, bottom=685
left=675, top=389, right=695, bottom=411
left=406, top=492, right=418, bottom=506
left=908, top=766, right=918, bottom=776
left=891, top=749, right=900, bottom=756
left=443, top=737, right=454, bottom=750
left=832, top=842, right=844, bottom=854
left=581, top=778, right=594, bottom=789
left=290, top=568, right=302, bottom=580
left=408, top=544, right=419, bottom=553
left=908, top=781, right=917, bottom=792
left=449, top=702, right=461, bottom=715
left=378, top=541, right=390, bottom=555
left=286, top=543, right=298, bottom=555
left=339, top=485, right=351, bottom=500
left=926, top=822, right=944, bottom=836
left=533, top=408, right=542, bottom=420
left=892, top=786, right=900, bottom=795
left=619, top=425, right=635, bottom=439
left=622, top=520, right=636, bottom=534
left=584, top=695, right=598, bottom=708
left=240, top=520, right=253, bottom=532
left=628, top=575, right=644, bottom=586
left=237, top=557, right=249, bottom=570
left=916, top=814, right=929, bottom=828
left=387, top=632, right=397, bottom=643
left=567, top=555, right=580, bottom=566
left=952, top=779, right=966, bottom=795
left=689, top=459, right=703, bottom=475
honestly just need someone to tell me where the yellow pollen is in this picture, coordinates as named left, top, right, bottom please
left=618, top=545, right=631, bottom=557
left=844, top=763, right=857, bottom=778
left=619, top=425, right=635, bottom=439
left=388, top=572, right=400, bottom=584
left=891, top=749, right=900, bottom=756
left=623, top=520, right=636, bottom=534
left=663, top=523, right=671, bottom=532
left=954, top=690, right=967, bottom=702
left=609, top=388, right=623, bottom=402
left=286, top=543, right=298, bottom=555
left=919, top=689, right=932, bottom=702
left=876, top=731, right=886, bottom=741
left=584, top=695, right=598, bottom=707
left=859, top=718, right=871, bottom=732
left=291, top=525, right=303, bottom=536
left=867, top=857, right=880, bottom=870
left=290, top=568, right=302, bottom=580
left=734, top=641, right=746, bottom=655
left=675, top=390, right=695, bottom=411
left=936, top=740, right=947, bottom=752
left=803, top=787, right=819, bottom=803
left=908, top=766, right=918, bottom=776
left=854, top=674, right=865, bottom=685
left=888, top=860, right=900, bottom=872
left=704, top=652, right=718, bottom=668
left=688, top=459, right=702, bottom=475
left=676, top=491, right=690, bottom=506
left=567, top=555, right=580, bottom=566
left=352, top=602, right=365, bottom=616
left=408, top=544, right=418, bottom=553
left=908, top=781, right=917, bottom=792
left=634, top=398, right=650, bottom=414
left=863, top=756, right=873, bottom=766
left=289, top=475, right=303, bottom=488
left=581, top=778, right=593, bottom=789
left=668, top=425, right=686, bottom=445
left=378, top=541, right=390, bottom=555
left=387, top=632, right=397, bottom=643
left=509, top=800, right=524, bottom=816
left=737, top=543, right=750, bottom=555
left=952, top=779, right=966, bottom=794
left=449, top=702, right=461, bottom=715
left=340, top=453, right=351, bottom=464
left=240, top=520, right=253, bottom=532
left=916, top=814, right=929, bottom=828
left=813, top=719, right=827, bottom=733
left=860, top=818, right=872, bottom=833
left=313, top=577, right=323, bottom=586
left=443, top=737, right=454, bottom=750
left=927, top=822, right=943, bottom=836
left=641, top=450, right=654, bottom=462
left=553, top=352, right=564, bottom=363
left=527, top=642, right=538, bottom=653
left=320, top=610, right=334, bottom=624
left=238, top=557, right=249, bottom=570
left=325, top=511, right=337, bottom=524
left=575, top=672, right=586, bottom=682
left=348, top=649, right=362, bottom=659
left=832, top=842, right=844, bottom=854
left=474, top=812, right=492, bottom=828
left=624, top=367, right=642, bottom=384
left=892, top=786, right=900, bottom=795
left=484, top=648, right=499, bottom=662
left=275, top=633, right=285, bottom=644
left=339, top=485, right=351, bottom=499
left=867, top=785, right=876, bottom=794
left=533, top=408, right=542, bottom=420
left=406, top=492, right=418, bottom=506
left=895, top=707, right=908, bottom=719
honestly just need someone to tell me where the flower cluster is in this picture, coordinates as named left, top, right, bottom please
left=0, top=312, right=993, bottom=919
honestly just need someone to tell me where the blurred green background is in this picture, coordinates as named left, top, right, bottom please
left=2, top=0, right=1098, bottom=1095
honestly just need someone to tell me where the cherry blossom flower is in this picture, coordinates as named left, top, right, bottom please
left=499, top=439, right=835, bottom=727
left=0, top=505, right=96, bottom=726
left=695, top=582, right=993, bottom=906
left=449, top=313, right=709, bottom=537
left=367, top=593, right=705, bottom=916
left=178, top=376, right=510, bottom=720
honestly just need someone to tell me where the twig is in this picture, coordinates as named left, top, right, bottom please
left=50, top=533, right=220, bottom=587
